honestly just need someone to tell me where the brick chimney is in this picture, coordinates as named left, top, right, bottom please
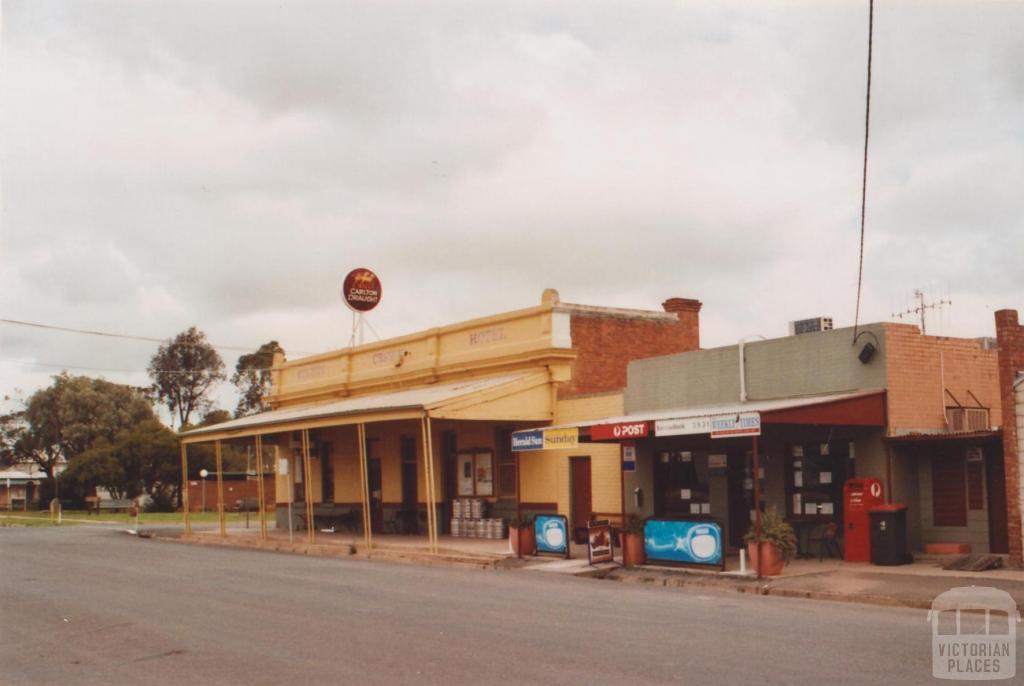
left=663, top=297, right=702, bottom=349
left=995, top=308, right=1024, bottom=566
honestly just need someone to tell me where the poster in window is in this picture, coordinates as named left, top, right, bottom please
left=474, top=452, right=494, bottom=496
left=457, top=453, right=474, bottom=496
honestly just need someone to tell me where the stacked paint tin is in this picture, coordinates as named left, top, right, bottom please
left=450, top=499, right=506, bottom=538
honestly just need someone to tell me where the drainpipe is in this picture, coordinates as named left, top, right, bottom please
left=738, top=335, right=767, bottom=403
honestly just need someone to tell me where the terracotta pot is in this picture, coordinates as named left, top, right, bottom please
left=747, top=541, right=785, bottom=576
left=511, top=526, right=536, bottom=558
left=622, top=532, right=646, bottom=568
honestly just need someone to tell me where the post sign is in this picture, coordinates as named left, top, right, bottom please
left=342, top=268, right=382, bottom=312
left=534, top=514, right=570, bottom=557
left=591, top=421, right=648, bottom=441
left=643, top=519, right=723, bottom=567
left=587, top=520, right=614, bottom=564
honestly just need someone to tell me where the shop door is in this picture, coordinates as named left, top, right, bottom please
left=570, top=457, right=592, bottom=542
left=400, top=436, right=418, bottom=535
left=367, top=458, right=383, bottom=534
left=987, top=450, right=1009, bottom=554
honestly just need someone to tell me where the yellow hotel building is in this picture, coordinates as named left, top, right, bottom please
left=180, top=289, right=701, bottom=548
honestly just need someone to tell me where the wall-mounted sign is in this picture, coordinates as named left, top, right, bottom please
left=543, top=428, right=579, bottom=450
left=342, top=268, right=382, bottom=312
left=710, top=412, right=761, bottom=438
left=591, top=421, right=648, bottom=441
left=587, top=520, right=614, bottom=564
left=510, top=427, right=580, bottom=452
left=644, top=519, right=723, bottom=567
left=534, top=514, right=570, bottom=557
left=654, top=416, right=714, bottom=437
left=622, top=444, right=637, bottom=472
left=511, top=429, right=543, bottom=452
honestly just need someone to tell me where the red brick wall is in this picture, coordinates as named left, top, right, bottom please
left=884, top=323, right=1000, bottom=434
left=560, top=298, right=701, bottom=398
left=187, top=475, right=275, bottom=513
left=996, top=309, right=1024, bottom=565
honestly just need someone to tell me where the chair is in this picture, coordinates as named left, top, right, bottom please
left=808, top=522, right=842, bottom=561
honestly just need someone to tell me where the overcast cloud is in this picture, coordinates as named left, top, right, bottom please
left=2, top=0, right=1022, bottom=416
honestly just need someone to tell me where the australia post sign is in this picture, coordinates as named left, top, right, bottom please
left=590, top=421, right=649, bottom=441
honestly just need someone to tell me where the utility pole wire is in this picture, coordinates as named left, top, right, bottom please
left=853, top=0, right=874, bottom=343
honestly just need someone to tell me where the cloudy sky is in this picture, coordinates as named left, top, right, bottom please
left=2, top=0, right=1022, bottom=417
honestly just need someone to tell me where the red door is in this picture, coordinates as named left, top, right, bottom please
left=570, top=457, right=592, bottom=543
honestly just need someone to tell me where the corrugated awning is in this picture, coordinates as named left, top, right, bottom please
left=547, top=389, right=887, bottom=433
left=181, top=371, right=553, bottom=444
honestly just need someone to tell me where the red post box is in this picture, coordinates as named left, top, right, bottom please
left=843, top=478, right=884, bottom=562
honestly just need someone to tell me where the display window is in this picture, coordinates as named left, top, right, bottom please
left=654, top=451, right=712, bottom=516
left=784, top=441, right=853, bottom=520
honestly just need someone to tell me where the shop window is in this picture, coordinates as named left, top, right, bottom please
left=495, top=428, right=517, bottom=500
left=785, top=442, right=851, bottom=520
left=932, top=453, right=967, bottom=527
left=457, top=450, right=494, bottom=497
left=320, top=442, right=334, bottom=503
left=654, top=451, right=711, bottom=517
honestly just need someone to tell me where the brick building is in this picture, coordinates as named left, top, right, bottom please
left=180, top=290, right=702, bottom=545
left=996, top=309, right=1024, bottom=565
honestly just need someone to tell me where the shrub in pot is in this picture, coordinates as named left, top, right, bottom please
left=743, top=508, right=797, bottom=576
left=621, top=515, right=646, bottom=567
left=508, top=514, right=536, bottom=558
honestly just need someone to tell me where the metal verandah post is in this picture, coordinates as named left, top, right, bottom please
left=426, top=416, right=439, bottom=553
left=180, top=442, right=191, bottom=536
left=215, top=440, right=226, bottom=537
left=357, top=423, right=372, bottom=551
left=301, top=429, right=315, bottom=544
left=255, top=435, right=267, bottom=541
left=752, top=435, right=762, bottom=579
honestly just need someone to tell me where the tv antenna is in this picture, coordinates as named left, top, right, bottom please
left=891, top=289, right=951, bottom=334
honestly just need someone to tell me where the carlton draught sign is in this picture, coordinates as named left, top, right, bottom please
left=342, top=268, right=382, bottom=312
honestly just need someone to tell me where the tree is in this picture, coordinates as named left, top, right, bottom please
left=232, top=340, right=284, bottom=417
left=6, top=374, right=156, bottom=502
left=148, top=326, right=225, bottom=429
left=68, top=419, right=181, bottom=509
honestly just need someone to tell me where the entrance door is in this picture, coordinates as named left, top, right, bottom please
left=400, top=436, right=418, bottom=535
left=726, top=449, right=751, bottom=548
left=570, top=456, right=592, bottom=543
left=367, top=458, right=383, bottom=534
left=987, top=450, right=1009, bottom=554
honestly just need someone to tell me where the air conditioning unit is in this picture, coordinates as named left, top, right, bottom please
left=789, top=317, right=834, bottom=336
left=946, top=407, right=990, bottom=432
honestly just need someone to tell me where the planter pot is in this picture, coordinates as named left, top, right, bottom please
left=511, top=526, right=536, bottom=558
left=746, top=541, right=786, bottom=576
left=622, top=532, right=646, bottom=568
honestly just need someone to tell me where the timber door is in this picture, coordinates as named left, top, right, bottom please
left=400, top=436, right=418, bottom=534
left=987, top=450, right=1009, bottom=554
left=570, top=456, right=592, bottom=543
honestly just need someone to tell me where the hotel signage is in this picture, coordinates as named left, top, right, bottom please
left=342, top=268, right=382, bottom=312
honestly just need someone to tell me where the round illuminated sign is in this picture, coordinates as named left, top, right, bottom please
left=342, top=268, right=382, bottom=312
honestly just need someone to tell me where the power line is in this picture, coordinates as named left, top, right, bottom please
left=0, top=317, right=313, bottom=355
left=2, top=359, right=272, bottom=375
left=853, top=0, right=874, bottom=343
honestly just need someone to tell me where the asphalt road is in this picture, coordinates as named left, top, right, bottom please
left=0, top=525, right=987, bottom=685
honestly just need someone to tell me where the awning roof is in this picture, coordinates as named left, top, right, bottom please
left=548, top=389, right=887, bottom=433
left=885, top=429, right=1001, bottom=444
left=180, top=372, right=552, bottom=443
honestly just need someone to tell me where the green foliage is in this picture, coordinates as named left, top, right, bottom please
left=7, top=374, right=155, bottom=483
left=622, top=514, right=646, bottom=535
left=743, top=508, right=797, bottom=563
left=67, top=419, right=179, bottom=508
left=507, top=513, right=533, bottom=529
left=148, top=326, right=225, bottom=428
left=232, top=340, right=284, bottom=417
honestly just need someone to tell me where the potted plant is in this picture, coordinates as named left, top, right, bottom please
left=743, top=509, right=797, bottom=576
left=620, top=515, right=646, bottom=568
left=508, top=513, right=535, bottom=558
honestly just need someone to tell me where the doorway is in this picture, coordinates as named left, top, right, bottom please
left=367, top=457, right=383, bottom=534
left=987, top=450, right=1009, bottom=554
left=441, top=431, right=458, bottom=535
left=570, top=456, right=592, bottom=544
left=400, top=435, right=418, bottom=534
